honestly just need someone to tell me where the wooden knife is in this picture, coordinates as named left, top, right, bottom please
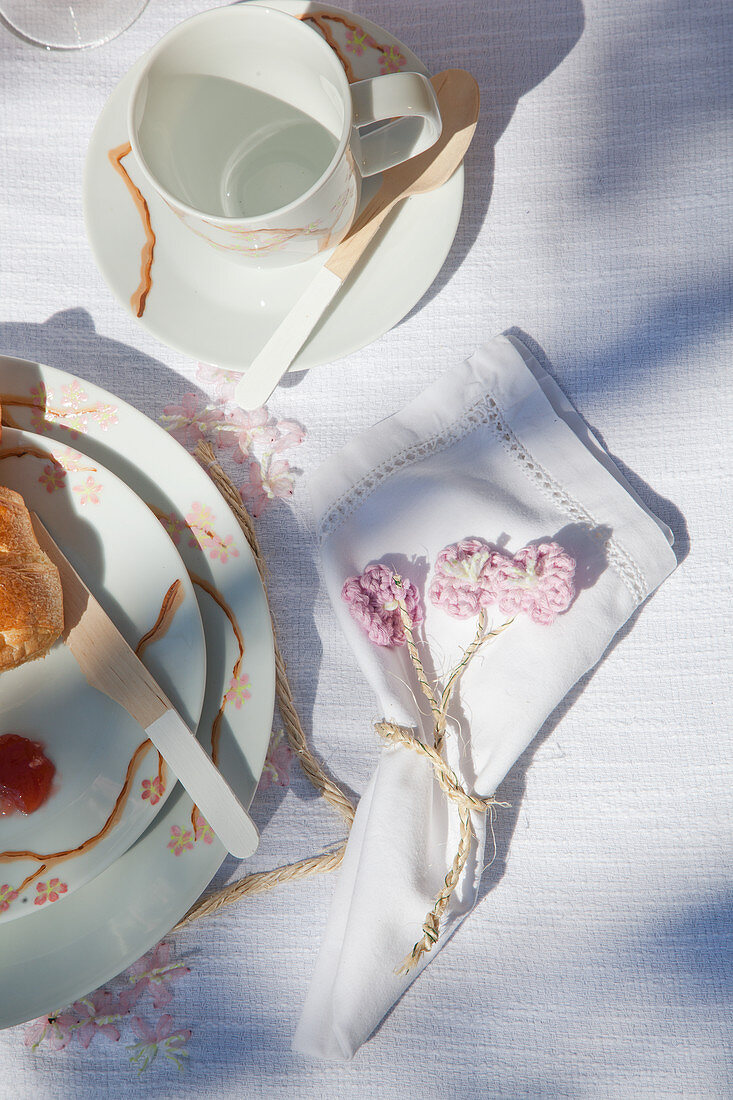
left=31, top=513, right=259, bottom=860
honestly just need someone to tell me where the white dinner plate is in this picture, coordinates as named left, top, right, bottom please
left=83, top=0, right=464, bottom=373
left=0, top=356, right=274, bottom=1027
left=0, top=427, right=206, bottom=925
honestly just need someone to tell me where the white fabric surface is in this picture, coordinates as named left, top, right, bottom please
left=295, top=334, right=677, bottom=1059
left=0, top=0, right=731, bottom=1096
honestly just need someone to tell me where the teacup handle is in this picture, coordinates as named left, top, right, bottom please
left=349, top=72, right=442, bottom=177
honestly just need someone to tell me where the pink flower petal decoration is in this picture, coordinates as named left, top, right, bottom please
left=486, top=542, right=575, bottom=625
left=429, top=538, right=495, bottom=618
left=341, top=563, right=423, bottom=647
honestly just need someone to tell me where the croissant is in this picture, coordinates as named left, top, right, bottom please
left=0, top=482, right=64, bottom=671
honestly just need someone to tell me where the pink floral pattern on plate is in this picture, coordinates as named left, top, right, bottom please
left=192, top=809, right=215, bottom=846
left=141, top=775, right=165, bottom=805
left=378, top=45, right=406, bottom=73
left=73, top=475, right=103, bottom=505
left=167, top=826, right=195, bottom=857
left=156, top=510, right=187, bottom=546
left=34, top=878, right=68, bottom=906
left=38, top=462, right=66, bottom=493
left=183, top=501, right=240, bottom=561
left=0, top=884, right=18, bottom=912
left=223, top=671, right=252, bottom=709
left=29, top=380, right=117, bottom=437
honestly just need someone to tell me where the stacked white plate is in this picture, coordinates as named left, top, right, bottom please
left=0, top=355, right=275, bottom=1027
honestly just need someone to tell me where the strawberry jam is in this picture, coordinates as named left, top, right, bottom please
left=0, top=734, right=55, bottom=815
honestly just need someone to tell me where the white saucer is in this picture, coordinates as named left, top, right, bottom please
left=83, top=1, right=464, bottom=373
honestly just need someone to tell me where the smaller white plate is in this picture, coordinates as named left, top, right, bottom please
left=0, top=428, right=206, bottom=924
left=83, top=0, right=464, bottom=373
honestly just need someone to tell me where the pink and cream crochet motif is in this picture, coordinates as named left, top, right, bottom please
left=343, top=538, right=576, bottom=637
left=429, top=539, right=576, bottom=626
left=341, top=564, right=423, bottom=647
left=341, top=537, right=576, bottom=973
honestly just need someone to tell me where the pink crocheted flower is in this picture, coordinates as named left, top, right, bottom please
left=429, top=538, right=495, bottom=618
left=487, top=542, right=575, bottom=625
left=341, top=564, right=423, bottom=647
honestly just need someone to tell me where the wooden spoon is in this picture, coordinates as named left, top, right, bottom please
left=233, top=69, right=480, bottom=410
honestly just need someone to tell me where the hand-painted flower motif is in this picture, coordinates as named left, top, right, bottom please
left=73, top=475, right=102, bottom=506
left=126, top=1014, right=191, bottom=1073
left=342, top=563, right=423, bottom=647
left=192, top=809, right=215, bottom=845
left=345, top=25, right=374, bottom=55
left=378, top=45, right=406, bottom=73
left=0, top=884, right=18, bottom=912
left=167, top=825, right=195, bottom=857
left=185, top=501, right=216, bottom=549
left=487, top=542, right=575, bottom=625
left=29, top=382, right=51, bottom=433
left=185, top=501, right=215, bottom=527
left=223, top=672, right=252, bottom=709
left=429, top=538, right=495, bottom=618
left=50, top=445, right=93, bottom=473
left=92, top=402, right=119, bottom=431
left=208, top=533, right=239, bottom=564
left=38, top=462, right=66, bottom=493
left=141, top=775, right=165, bottom=806
left=125, top=942, right=190, bottom=1011
left=156, top=510, right=187, bottom=546
left=60, top=380, right=87, bottom=407
left=258, top=730, right=293, bottom=791
left=34, top=878, right=68, bottom=906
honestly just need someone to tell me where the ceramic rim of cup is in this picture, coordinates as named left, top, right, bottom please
left=127, top=4, right=354, bottom=226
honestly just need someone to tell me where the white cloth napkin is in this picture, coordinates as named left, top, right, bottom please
left=293, top=334, right=677, bottom=1060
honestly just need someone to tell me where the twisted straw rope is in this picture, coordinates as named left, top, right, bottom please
left=385, top=597, right=512, bottom=973
left=174, top=444, right=355, bottom=930
left=374, top=722, right=504, bottom=975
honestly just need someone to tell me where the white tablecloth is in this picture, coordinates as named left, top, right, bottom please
left=0, top=0, right=730, bottom=1095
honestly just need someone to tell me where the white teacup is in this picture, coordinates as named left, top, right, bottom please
left=128, top=5, right=442, bottom=268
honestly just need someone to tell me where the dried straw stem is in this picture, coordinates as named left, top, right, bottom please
left=195, top=442, right=355, bottom=828
left=375, top=606, right=513, bottom=973
left=175, top=444, right=356, bottom=928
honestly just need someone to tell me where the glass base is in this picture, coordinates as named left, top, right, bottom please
left=0, top=0, right=149, bottom=50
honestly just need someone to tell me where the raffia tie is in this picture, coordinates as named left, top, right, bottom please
left=374, top=721, right=505, bottom=976
left=173, top=443, right=355, bottom=930
left=385, top=581, right=511, bottom=975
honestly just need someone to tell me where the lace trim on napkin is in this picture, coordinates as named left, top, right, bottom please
left=317, top=394, right=647, bottom=604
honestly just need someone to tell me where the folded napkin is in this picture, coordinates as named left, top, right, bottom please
left=294, top=334, right=677, bottom=1060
